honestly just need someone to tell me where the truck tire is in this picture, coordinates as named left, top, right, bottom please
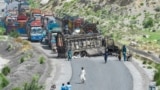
left=80, top=51, right=87, bottom=57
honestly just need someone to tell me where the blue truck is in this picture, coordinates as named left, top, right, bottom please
left=27, top=20, right=45, bottom=41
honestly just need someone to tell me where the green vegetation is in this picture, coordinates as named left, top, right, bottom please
left=143, top=17, right=154, bottom=28
left=147, top=66, right=152, bottom=69
left=154, top=66, right=160, bottom=86
left=28, top=0, right=40, bottom=8
left=9, top=31, right=19, bottom=38
left=155, top=6, right=160, bottom=12
left=6, top=43, right=13, bottom=52
left=20, top=56, right=25, bottom=64
left=140, top=3, right=144, bottom=6
left=2, top=66, right=11, bottom=76
left=142, top=60, right=147, bottom=64
left=12, top=87, right=21, bottom=90
left=0, top=73, right=9, bottom=89
left=39, top=56, right=45, bottom=64
left=0, top=27, right=5, bottom=35
left=141, top=30, right=160, bottom=42
left=12, top=76, right=43, bottom=90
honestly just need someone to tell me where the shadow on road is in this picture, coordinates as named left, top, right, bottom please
left=42, top=45, right=51, bottom=50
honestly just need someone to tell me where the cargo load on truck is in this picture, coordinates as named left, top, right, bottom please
left=30, top=9, right=42, bottom=20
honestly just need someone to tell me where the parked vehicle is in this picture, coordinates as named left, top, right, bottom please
left=27, top=20, right=44, bottom=41
left=30, top=9, right=42, bottom=20
left=17, top=14, right=28, bottom=34
left=42, top=14, right=56, bottom=30
left=5, top=16, right=18, bottom=33
left=48, top=27, right=62, bottom=52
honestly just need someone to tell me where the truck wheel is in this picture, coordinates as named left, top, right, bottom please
left=80, top=51, right=87, bottom=57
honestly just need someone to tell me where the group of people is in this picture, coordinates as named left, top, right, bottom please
left=104, top=45, right=132, bottom=63
left=61, top=82, right=72, bottom=90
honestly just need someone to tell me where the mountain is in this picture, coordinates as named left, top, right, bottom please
left=41, top=0, right=160, bottom=53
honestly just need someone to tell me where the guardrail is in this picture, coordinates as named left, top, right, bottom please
left=115, top=41, right=160, bottom=63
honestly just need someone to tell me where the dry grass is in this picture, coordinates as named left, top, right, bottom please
left=14, top=38, right=32, bottom=52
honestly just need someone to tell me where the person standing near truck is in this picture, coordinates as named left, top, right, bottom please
left=104, top=48, right=108, bottom=63
left=122, top=45, right=127, bottom=61
left=67, top=49, right=72, bottom=61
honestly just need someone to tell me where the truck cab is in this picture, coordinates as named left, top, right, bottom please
left=27, top=20, right=44, bottom=41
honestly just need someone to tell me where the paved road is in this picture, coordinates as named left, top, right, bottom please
left=70, top=56, right=133, bottom=90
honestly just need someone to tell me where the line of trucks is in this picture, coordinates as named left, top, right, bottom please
left=2, top=0, right=120, bottom=58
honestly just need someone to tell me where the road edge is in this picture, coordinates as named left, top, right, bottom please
left=124, top=58, right=150, bottom=90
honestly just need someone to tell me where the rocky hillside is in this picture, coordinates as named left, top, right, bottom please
left=41, top=0, right=160, bottom=53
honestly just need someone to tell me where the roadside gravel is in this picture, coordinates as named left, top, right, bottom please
left=124, top=58, right=150, bottom=90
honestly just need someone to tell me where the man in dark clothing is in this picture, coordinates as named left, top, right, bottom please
left=122, top=45, right=127, bottom=61
left=104, top=49, right=108, bottom=63
left=68, top=49, right=72, bottom=61
left=118, top=49, right=122, bottom=61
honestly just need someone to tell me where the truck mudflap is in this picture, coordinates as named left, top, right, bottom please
left=85, top=47, right=105, bottom=56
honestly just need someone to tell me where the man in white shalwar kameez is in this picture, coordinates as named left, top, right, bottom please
left=80, top=67, right=86, bottom=83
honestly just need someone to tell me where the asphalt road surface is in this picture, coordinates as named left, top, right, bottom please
left=70, top=56, right=133, bottom=90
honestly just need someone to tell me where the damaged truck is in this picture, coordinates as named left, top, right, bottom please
left=56, top=15, right=106, bottom=58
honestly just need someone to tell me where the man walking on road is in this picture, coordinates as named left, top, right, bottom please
left=122, top=45, right=127, bottom=61
left=104, top=48, right=108, bottom=63
left=80, top=67, right=86, bottom=83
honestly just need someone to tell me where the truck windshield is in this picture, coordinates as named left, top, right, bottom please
left=31, top=27, right=42, bottom=34
left=33, top=14, right=41, bottom=20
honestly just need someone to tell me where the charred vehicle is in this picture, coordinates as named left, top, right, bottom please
left=104, top=38, right=120, bottom=56
left=57, top=15, right=104, bottom=57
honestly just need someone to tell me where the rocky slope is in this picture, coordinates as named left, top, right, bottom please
left=0, top=37, right=47, bottom=90
left=41, top=0, right=160, bottom=54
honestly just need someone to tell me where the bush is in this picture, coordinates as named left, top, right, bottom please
left=142, top=60, right=147, bottom=64
left=9, top=31, right=19, bottom=38
left=6, top=43, right=13, bottom=52
left=20, top=56, right=25, bottom=64
left=23, top=77, right=43, bottom=90
left=0, top=73, right=9, bottom=89
left=143, top=17, right=154, bottom=28
left=2, top=66, right=11, bottom=76
left=140, top=3, right=144, bottom=6
left=0, top=27, right=5, bottom=35
left=147, top=66, right=152, bottom=69
left=156, top=79, right=160, bottom=86
left=155, top=6, right=160, bottom=12
left=39, top=56, right=45, bottom=64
